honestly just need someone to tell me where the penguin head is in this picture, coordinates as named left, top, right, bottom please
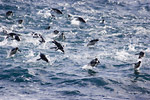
left=139, top=51, right=144, bottom=58
left=136, top=51, right=145, bottom=58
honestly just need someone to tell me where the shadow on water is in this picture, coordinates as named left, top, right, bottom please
left=58, top=90, right=83, bottom=96
left=87, top=69, right=97, bottom=76
left=132, top=71, right=150, bottom=82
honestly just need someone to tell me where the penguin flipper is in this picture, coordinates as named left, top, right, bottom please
left=37, top=58, right=41, bottom=61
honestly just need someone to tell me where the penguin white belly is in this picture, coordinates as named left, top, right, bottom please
left=82, top=64, right=93, bottom=70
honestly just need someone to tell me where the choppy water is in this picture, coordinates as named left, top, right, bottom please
left=0, top=0, right=150, bottom=100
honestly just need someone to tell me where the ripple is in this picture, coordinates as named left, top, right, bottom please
left=59, top=90, right=82, bottom=96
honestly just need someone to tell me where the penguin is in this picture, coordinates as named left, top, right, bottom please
left=134, top=51, right=145, bottom=71
left=37, top=53, right=49, bottom=63
left=53, top=30, right=59, bottom=34
left=18, top=20, right=23, bottom=24
left=52, top=40, right=64, bottom=53
left=6, top=11, right=13, bottom=17
left=101, top=19, right=105, bottom=24
left=87, top=39, right=99, bottom=46
left=6, top=33, right=21, bottom=41
left=45, top=26, right=50, bottom=30
left=76, top=17, right=86, bottom=23
left=71, top=17, right=86, bottom=25
left=89, top=58, right=100, bottom=67
left=32, top=33, right=40, bottom=38
left=58, top=32, right=66, bottom=40
left=14, top=35, right=20, bottom=41
left=31, top=33, right=45, bottom=43
left=9, top=47, right=21, bottom=57
left=82, top=58, right=100, bottom=69
left=39, top=34, right=45, bottom=43
left=51, top=8, right=63, bottom=14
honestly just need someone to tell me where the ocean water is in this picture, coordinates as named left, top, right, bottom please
left=0, top=0, right=150, bottom=100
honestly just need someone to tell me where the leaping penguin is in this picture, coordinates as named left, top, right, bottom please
left=82, top=58, right=100, bottom=69
left=87, top=39, right=99, bottom=46
left=9, top=47, right=21, bottom=57
left=6, top=33, right=21, bottom=41
left=37, top=53, right=49, bottom=63
left=134, top=51, right=145, bottom=71
left=52, top=40, right=64, bottom=53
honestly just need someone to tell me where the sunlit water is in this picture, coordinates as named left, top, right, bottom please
left=0, top=0, right=150, bottom=100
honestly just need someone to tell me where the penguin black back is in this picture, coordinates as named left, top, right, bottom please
left=77, top=17, right=86, bottom=23
left=90, top=58, right=100, bottom=67
left=6, top=11, right=13, bottom=16
left=7, top=33, right=21, bottom=41
left=37, top=53, right=49, bottom=63
left=87, top=39, right=99, bottom=46
left=18, top=20, right=23, bottom=24
left=51, top=8, right=62, bottom=14
left=52, top=40, right=64, bottom=53
left=9, top=47, right=21, bottom=57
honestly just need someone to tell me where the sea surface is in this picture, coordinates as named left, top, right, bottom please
left=0, top=0, right=150, bottom=100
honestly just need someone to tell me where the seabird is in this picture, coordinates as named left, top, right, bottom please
left=37, top=53, right=49, bottom=63
left=45, top=26, right=51, bottom=30
left=18, top=20, right=23, bottom=24
left=9, top=47, right=21, bottom=57
left=134, top=51, right=145, bottom=71
left=6, top=11, right=13, bottom=17
left=53, top=30, right=59, bottom=34
left=71, top=17, right=86, bottom=25
left=52, top=40, right=64, bottom=53
left=51, top=8, right=62, bottom=14
left=58, top=33, right=66, bottom=40
left=87, top=39, right=99, bottom=46
left=39, top=34, right=45, bottom=43
left=6, top=33, right=21, bottom=41
left=82, top=58, right=100, bottom=69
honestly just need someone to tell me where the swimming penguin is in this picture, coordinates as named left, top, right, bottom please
left=51, top=8, right=63, bottom=14
left=31, top=33, right=45, bottom=43
left=45, top=26, right=51, bottom=30
left=53, top=30, right=59, bottom=34
left=82, top=58, right=100, bottom=69
left=37, top=53, right=49, bottom=63
left=58, top=33, right=66, bottom=40
left=76, top=17, right=86, bottom=23
left=6, top=33, right=21, bottom=41
left=71, top=17, right=86, bottom=25
left=89, top=58, right=100, bottom=67
left=32, top=33, right=40, bottom=38
left=39, top=34, right=45, bottom=43
left=9, top=47, right=21, bottom=57
left=14, top=35, right=20, bottom=41
left=52, top=40, right=64, bottom=53
left=18, top=20, right=23, bottom=24
left=101, top=19, right=105, bottom=24
left=6, top=11, right=13, bottom=17
left=134, top=51, right=145, bottom=71
left=87, top=39, right=99, bottom=46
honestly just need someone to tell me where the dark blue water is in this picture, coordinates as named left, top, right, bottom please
left=0, top=0, right=150, bottom=100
